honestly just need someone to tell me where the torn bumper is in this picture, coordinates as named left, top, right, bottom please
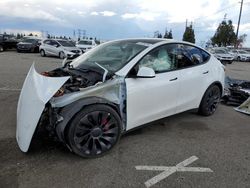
left=16, top=64, right=69, bottom=152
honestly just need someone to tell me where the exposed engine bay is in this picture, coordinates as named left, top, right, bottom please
left=42, top=63, right=112, bottom=96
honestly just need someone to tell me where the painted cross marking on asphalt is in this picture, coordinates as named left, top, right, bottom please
left=135, top=156, right=213, bottom=188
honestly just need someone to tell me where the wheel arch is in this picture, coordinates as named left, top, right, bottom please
left=199, top=81, right=223, bottom=107
left=55, top=96, right=120, bottom=145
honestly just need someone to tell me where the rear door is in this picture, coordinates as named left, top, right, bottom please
left=174, top=44, right=211, bottom=112
left=125, top=44, right=181, bottom=130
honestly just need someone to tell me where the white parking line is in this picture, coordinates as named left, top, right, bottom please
left=135, top=156, right=213, bottom=188
left=0, top=87, right=21, bottom=91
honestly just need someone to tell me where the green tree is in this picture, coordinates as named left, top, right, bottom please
left=168, top=30, right=173, bottom=39
left=211, top=20, right=237, bottom=47
left=183, top=24, right=195, bottom=43
left=16, top=33, right=21, bottom=39
left=164, top=29, right=173, bottom=39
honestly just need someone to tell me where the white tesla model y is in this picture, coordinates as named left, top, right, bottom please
left=17, top=38, right=225, bottom=157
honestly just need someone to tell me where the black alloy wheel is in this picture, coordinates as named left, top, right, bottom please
left=67, top=104, right=121, bottom=158
left=199, top=85, right=221, bottom=116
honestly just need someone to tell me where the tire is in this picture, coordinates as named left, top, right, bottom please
left=40, top=50, right=46, bottom=57
left=228, top=61, right=232, bottom=64
left=59, top=51, right=65, bottom=59
left=66, top=104, right=122, bottom=158
left=0, top=45, right=3, bottom=52
left=199, top=85, right=221, bottom=116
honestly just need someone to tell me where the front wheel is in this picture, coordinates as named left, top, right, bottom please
left=59, top=51, right=65, bottom=59
left=40, top=49, right=46, bottom=57
left=199, top=85, right=221, bottom=116
left=66, top=104, right=122, bottom=158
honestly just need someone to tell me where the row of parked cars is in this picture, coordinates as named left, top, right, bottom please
left=0, top=34, right=97, bottom=59
left=208, top=47, right=250, bottom=64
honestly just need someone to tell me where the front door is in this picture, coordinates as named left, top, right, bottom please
left=125, top=44, right=181, bottom=131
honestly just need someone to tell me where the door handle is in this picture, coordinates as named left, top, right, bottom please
left=203, top=71, right=209, bottom=74
left=169, top=77, right=178, bottom=81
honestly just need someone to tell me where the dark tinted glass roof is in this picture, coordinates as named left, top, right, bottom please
left=118, top=38, right=165, bottom=44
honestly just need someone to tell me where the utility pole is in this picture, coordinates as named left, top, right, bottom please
left=235, top=0, right=243, bottom=48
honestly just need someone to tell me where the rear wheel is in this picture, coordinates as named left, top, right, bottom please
left=199, top=85, right=221, bottom=116
left=40, top=50, right=46, bottom=57
left=67, top=104, right=122, bottom=158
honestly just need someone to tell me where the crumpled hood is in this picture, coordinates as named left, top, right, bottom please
left=16, top=64, right=70, bottom=152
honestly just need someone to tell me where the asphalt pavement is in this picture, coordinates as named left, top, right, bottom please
left=0, top=51, right=250, bottom=188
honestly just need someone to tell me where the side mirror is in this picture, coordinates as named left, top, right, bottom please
left=137, top=67, right=155, bottom=78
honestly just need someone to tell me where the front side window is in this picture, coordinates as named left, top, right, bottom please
left=138, top=44, right=178, bottom=73
left=58, top=40, right=74, bottom=47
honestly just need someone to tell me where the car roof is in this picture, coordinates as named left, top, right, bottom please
left=110, top=38, right=173, bottom=44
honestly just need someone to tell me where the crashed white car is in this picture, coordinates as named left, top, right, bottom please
left=17, top=39, right=225, bottom=157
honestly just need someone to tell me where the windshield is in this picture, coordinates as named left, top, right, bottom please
left=58, top=40, right=75, bottom=47
left=71, top=40, right=150, bottom=72
left=22, top=39, right=38, bottom=43
left=215, top=49, right=226, bottom=54
left=239, top=50, right=248, bottom=54
left=78, top=40, right=92, bottom=45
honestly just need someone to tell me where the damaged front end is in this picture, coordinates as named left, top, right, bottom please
left=222, top=77, right=250, bottom=115
left=17, top=63, right=126, bottom=152
left=16, top=64, right=70, bottom=152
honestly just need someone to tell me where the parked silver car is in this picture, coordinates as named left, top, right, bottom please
left=39, top=39, right=82, bottom=59
left=76, top=39, right=97, bottom=53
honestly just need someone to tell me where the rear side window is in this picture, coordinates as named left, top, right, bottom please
left=176, top=44, right=210, bottom=69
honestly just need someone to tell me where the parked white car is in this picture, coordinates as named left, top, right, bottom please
left=230, top=49, right=250, bottom=62
left=209, top=48, right=234, bottom=64
left=39, top=39, right=82, bottom=59
left=76, top=39, right=97, bottom=53
left=17, top=38, right=225, bottom=158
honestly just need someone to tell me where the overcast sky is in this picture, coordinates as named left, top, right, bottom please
left=0, top=0, right=250, bottom=46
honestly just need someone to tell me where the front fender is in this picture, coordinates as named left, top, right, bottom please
left=55, top=97, right=119, bottom=143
